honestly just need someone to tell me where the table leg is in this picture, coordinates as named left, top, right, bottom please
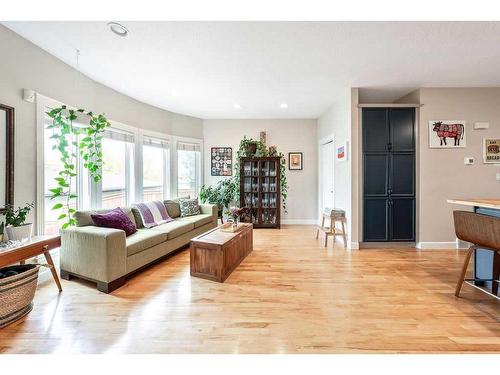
left=43, top=249, right=62, bottom=292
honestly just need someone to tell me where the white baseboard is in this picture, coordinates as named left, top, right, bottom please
left=281, top=219, right=318, bottom=225
left=348, top=241, right=359, bottom=250
left=416, top=241, right=468, bottom=249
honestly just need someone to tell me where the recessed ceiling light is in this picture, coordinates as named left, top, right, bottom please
left=107, top=22, right=129, bottom=37
left=233, top=103, right=242, bottom=109
left=280, top=103, right=288, bottom=109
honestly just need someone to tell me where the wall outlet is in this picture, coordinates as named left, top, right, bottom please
left=464, top=157, right=474, bottom=165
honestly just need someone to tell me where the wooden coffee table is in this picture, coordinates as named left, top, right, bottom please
left=190, top=223, right=253, bottom=282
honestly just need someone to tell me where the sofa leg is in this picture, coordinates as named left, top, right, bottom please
left=60, top=269, right=73, bottom=280
left=97, top=277, right=126, bottom=294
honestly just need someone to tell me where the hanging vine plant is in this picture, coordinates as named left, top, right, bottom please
left=46, top=105, right=111, bottom=229
left=233, top=136, right=289, bottom=213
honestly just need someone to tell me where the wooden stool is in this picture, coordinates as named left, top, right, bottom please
left=453, top=211, right=500, bottom=299
left=316, top=208, right=347, bottom=248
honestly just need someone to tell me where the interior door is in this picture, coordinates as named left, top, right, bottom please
left=321, top=140, right=334, bottom=210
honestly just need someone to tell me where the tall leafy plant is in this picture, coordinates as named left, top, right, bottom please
left=46, top=105, right=110, bottom=229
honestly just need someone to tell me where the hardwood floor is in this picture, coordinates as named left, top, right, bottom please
left=1, top=225, right=499, bottom=354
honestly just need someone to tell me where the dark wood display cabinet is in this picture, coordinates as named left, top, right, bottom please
left=239, top=157, right=281, bottom=228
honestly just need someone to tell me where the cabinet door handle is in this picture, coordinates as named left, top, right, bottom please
left=386, top=143, right=392, bottom=151
left=388, top=188, right=393, bottom=196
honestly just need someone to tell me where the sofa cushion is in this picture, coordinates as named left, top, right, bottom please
left=179, top=198, right=201, bottom=217
left=131, top=207, right=144, bottom=229
left=164, top=198, right=183, bottom=218
left=91, top=207, right=137, bottom=236
left=75, top=207, right=136, bottom=227
left=175, top=214, right=213, bottom=228
left=149, top=220, right=194, bottom=240
left=126, top=229, right=168, bottom=256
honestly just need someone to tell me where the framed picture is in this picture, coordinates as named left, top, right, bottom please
left=211, top=147, right=232, bottom=176
left=336, top=142, right=348, bottom=161
left=483, top=138, right=500, bottom=164
left=288, top=152, right=303, bottom=170
left=428, top=120, right=466, bottom=148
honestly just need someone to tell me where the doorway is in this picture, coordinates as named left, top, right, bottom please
left=320, top=138, right=335, bottom=212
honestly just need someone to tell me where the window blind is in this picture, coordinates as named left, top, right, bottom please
left=143, top=136, right=169, bottom=149
left=103, top=128, right=135, bottom=143
left=177, top=141, right=201, bottom=152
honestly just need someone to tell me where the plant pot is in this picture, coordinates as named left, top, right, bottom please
left=6, top=223, right=33, bottom=242
left=245, top=142, right=257, bottom=156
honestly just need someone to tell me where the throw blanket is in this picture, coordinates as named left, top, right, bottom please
left=133, top=201, right=173, bottom=228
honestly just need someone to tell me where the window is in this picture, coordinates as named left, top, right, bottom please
left=177, top=141, right=201, bottom=198
left=101, top=129, right=135, bottom=208
left=142, top=136, right=170, bottom=201
left=37, top=95, right=204, bottom=235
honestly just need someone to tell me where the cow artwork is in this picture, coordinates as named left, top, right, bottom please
left=428, top=120, right=466, bottom=148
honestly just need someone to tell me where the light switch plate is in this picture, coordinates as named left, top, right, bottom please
left=496, top=172, right=500, bottom=181
left=474, top=122, right=490, bottom=129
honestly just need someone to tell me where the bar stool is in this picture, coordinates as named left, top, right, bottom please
left=315, top=208, right=347, bottom=248
left=453, top=210, right=500, bottom=298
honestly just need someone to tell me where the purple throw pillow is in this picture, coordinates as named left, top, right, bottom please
left=91, top=207, right=137, bottom=236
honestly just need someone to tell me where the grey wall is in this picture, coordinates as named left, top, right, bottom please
left=203, top=119, right=318, bottom=223
left=0, top=25, right=203, bottom=222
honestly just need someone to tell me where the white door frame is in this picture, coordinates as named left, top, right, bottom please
left=318, top=134, right=335, bottom=224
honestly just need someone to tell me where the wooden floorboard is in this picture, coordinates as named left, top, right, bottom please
left=0, top=225, right=499, bottom=354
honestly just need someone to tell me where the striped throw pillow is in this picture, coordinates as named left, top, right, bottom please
left=132, top=201, right=173, bottom=228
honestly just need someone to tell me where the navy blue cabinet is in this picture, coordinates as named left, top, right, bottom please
left=363, top=108, right=416, bottom=242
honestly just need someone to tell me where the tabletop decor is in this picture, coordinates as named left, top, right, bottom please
left=5, top=202, right=35, bottom=242
left=228, top=206, right=245, bottom=227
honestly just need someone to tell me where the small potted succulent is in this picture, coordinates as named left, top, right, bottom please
left=5, top=202, right=35, bottom=242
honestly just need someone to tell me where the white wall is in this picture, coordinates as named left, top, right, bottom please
left=317, top=88, right=354, bottom=244
left=0, top=25, right=202, bottom=224
left=203, top=119, right=318, bottom=223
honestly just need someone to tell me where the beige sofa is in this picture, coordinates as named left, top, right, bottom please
left=60, top=200, right=218, bottom=293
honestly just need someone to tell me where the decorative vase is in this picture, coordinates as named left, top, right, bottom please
left=6, top=223, right=33, bottom=242
left=232, top=215, right=239, bottom=228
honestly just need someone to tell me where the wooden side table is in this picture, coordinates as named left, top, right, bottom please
left=0, top=235, right=62, bottom=292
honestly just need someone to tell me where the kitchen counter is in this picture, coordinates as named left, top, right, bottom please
left=447, top=198, right=500, bottom=210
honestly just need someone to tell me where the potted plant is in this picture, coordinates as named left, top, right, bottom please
left=5, top=202, right=35, bottom=242
left=199, top=179, right=237, bottom=222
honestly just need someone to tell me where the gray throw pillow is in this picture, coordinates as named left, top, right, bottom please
left=179, top=198, right=200, bottom=217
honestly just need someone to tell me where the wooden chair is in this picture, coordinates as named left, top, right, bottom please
left=453, top=211, right=500, bottom=298
left=316, top=208, right=347, bottom=248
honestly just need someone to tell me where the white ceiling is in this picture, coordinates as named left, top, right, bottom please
left=4, top=21, right=500, bottom=119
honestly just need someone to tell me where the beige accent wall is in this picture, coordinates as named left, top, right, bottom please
left=203, top=119, right=318, bottom=223
left=0, top=25, right=202, bottom=222
left=415, top=88, right=500, bottom=242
